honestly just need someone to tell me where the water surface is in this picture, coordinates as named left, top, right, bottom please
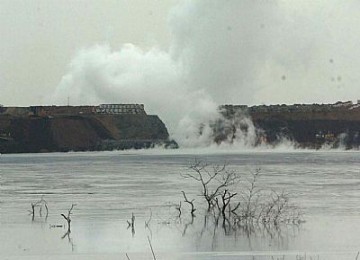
left=1, top=150, right=360, bottom=259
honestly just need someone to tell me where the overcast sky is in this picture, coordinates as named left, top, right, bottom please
left=1, top=1, right=360, bottom=117
left=0, top=0, right=173, bottom=105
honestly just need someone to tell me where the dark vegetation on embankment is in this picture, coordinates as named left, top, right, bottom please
left=0, top=114, right=173, bottom=153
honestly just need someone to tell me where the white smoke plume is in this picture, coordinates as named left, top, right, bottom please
left=53, top=0, right=360, bottom=147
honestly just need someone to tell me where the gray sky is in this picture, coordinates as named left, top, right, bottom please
left=1, top=0, right=173, bottom=105
left=2, top=0, right=360, bottom=135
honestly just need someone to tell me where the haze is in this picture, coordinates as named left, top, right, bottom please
left=2, top=0, right=360, bottom=137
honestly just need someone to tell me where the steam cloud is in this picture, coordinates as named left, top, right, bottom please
left=53, top=0, right=360, bottom=147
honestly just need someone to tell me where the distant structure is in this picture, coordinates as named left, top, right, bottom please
left=0, top=104, right=146, bottom=117
left=95, top=104, right=145, bottom=115
left=220, top=100, right=360, bottom=115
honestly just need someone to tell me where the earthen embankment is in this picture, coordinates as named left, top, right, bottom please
left=0, top=104, right=173, bottom=153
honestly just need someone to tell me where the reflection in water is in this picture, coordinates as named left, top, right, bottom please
left=181, top=214, right=195, bottom=237
left=1, top=151, right=360, bottom=259
left=60, top=204, right=75, bottom=233
left=174, top=160, right=304, bottom=254
left=145, top=209, right=153, bottom=239
left=61, top=228, right=75, bottom=252
left=125, top=203, right=302, bottom=258
left=185, top=213, right=299, bottom=252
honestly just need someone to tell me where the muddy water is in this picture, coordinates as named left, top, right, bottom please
left=1, top=150, right=360, bottom=259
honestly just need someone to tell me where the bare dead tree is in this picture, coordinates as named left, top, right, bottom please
left=61, top=204, right=75, bottom=232
left=239, top=169, right=261, bottom=221
left=127, top=213, right=135, bottom=228
left=145, top=209, right=152, bottom=228
left=179, top=160, right=304, bottom=237
left=181, top=191, right=196, bottom=216
left=273, top=191, right=289, bottom=225
left=127, top=213, right=135, bottom=236
left=145, top=210, right=153, bottom=239
left=29, top=196, right=49, bottom=220
left=210, top=189, right=236, bottom=235
left=175, top=201, right=182, bottom=217
left=267, top=190, right=300, bottom=226
left=218, top=189, right=237, bottom=219
left=181, top=159, right=240, bottom=211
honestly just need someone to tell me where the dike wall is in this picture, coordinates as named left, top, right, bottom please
left=0, top=113, right=173, bottom=154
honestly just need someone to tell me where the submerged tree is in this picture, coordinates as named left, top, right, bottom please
left=181, top=159, right=240, bottom=211
left=61, top=204, right=75, bottom=232
left=180, top=160, right=303, bottom=233
left=29, top=196, right=49, bottom=221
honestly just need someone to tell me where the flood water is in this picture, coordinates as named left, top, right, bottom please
left=1, top=149, right=360, bottom=259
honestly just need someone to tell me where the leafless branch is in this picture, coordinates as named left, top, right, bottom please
left=29, top=196, right=49, bottom=220
left=61, top=204, right=75, bottom=232
left=180, top=160, right=304, bottom=235
left=145, top=209, right=152, bottom=228
left=175, top=201, right=182, bottom=217
left=181, top=191, right=196, bottom=216
left=127, top=213, right=135, bottom=236
left=182, top=160, right=240, bottom=211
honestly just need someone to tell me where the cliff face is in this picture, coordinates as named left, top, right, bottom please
left=0, top=114, right=171, bottom=153
left=2, top=102, right=359, bottom=153
left=254, top=119, right=360, bottom=148
left=217, top=103, right=360, bottom=149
